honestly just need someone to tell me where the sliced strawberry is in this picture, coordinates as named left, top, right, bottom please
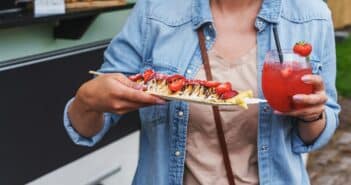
left=128, top=74, right=143, bottom=82
left=215, top=82, right=232, bottom=96
left=186, top=79, right=199, bottom=85
left=155, top=73, right=168, bottom=80
left=198, top=80, right=206, bottom=86
left=204, top=81, right=220, bottom=88
left=167, top=74, right=186, bottom=92
left=221, top=90, right=239, bottom=100
left=280, top=67, right=293, bottom=78
left=143, top=69, right=156, bottom=83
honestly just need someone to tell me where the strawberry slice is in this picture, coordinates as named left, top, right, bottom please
left=167, top=74, right=186, bottom=92
left=186, top=79, right=199, bottom=85
left=128, top=74, right=143, bottom=82
left=215, top=82, right=232, bottom=96
left=155, top=73, right=169, bottom=80
left=221, top=90, right=239, bottom=100
left=280, top=67, right=293, bottom=78
left=143, top=69, right=156, bottom=83
left=204, top=81, right=220, bottom=88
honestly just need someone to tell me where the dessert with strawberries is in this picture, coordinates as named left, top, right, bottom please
left=128, top=69, right=254, bottom=108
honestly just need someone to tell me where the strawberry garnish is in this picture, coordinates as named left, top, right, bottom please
left=280, top=67, right=293, bottom=78
left=167, top=74, right=186, bottom=92
left=293, top=41, right=312, bottom=57
left=204, top=81, right=221, bottom=88
left=215, top=82, right=232, bottom=96
left=221, top=90, right=239, bottom=99
left=155, top=73, right=169, bottom=80
left=143, top=69, right=156, bottom=83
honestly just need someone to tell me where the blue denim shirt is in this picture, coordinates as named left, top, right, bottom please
left=63, top=0, right=340, bottom=184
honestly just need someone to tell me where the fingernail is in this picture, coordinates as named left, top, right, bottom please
left=156, top=99, right=166, bottom=104
left=274, top=110, right=283, bottom=115
left=293, top=95, right=304, bottom=102
left=135, top=84, right=143, bottom=90
left=301, top=75, right=311, bottom=82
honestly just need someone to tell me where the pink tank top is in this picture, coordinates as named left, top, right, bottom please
left=184, top=47, right=259, bottom=185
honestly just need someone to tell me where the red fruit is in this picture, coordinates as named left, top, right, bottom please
left=143, top=69, right=156, bottom=82
left=155, top=73, right=168, bottom=80
left=186, top=79, right=199, bottom=85
left=293, top=41, right=312, bottom=57
left=167, top=74, right=186, bottom=92
left=221, top=90, right=239, bottom=100
left=281, top=67, right=293, bottom=78
left=204, top=81, right=220, bottom=88
left=215, top=82, right=232, bottom=96
left=198, top=80, right=206, bottom=86
left=128, top=74, right=143, bottom=82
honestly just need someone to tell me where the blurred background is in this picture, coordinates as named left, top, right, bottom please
left=0, top=0, right=350, bottom=185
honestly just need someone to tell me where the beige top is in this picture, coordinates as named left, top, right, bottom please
left=184, top=47, right=259, bottom=185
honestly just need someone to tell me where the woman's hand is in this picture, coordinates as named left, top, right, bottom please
left=75, top=73, right=165, bottom=115
left=275, top=74, right=327, bottom=121
left=275, top=74, right=328, bottom=144
left=68, top=73, right=165, bottom=137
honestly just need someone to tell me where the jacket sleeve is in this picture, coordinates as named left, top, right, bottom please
left=63, top=0, right=147, bottom=147
left=292, top=14, right=341, bottom=153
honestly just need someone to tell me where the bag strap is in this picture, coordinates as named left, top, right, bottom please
left=197, top=27, right=236, bottom=185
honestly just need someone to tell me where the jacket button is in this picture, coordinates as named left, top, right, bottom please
left=175, top=151, right=181, bottom=156
left=261, top=145, right=269, bottom=151
left=178, top=111, right=184, bottom=117
left=187, top=69, right=192, bottom=74
left=256, top=20, right=264, bottom=27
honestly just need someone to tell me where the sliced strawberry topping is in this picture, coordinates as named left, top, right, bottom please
left=221, top=90, right=239, bottom=100
left=186, top=79, right=199, bottom=85
left=167, top=74, right=186, bottom=92
left=215, top=82, right=232, bottom=96
left=204, top=81, right=220, bottom=88
left=143, top=69, right=156, bottom=83
left=155, top=73, right=169, bottom=80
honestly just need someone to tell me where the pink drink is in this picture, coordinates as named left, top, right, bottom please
left=262, top=51, right=313, bottom=112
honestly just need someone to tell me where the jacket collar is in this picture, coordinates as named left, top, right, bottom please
left=191, top=0, right=282, bottom=30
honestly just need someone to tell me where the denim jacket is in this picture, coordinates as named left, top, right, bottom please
left=63, top=0, right=340, bottom=184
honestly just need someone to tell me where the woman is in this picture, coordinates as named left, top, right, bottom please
left=64, top=0, right=340, bottom=184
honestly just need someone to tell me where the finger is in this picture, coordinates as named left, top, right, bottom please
left=299, top=113, right=322, bottom=122
left=109, top=73, right=146, bottom=90
left=117, top=84, right=166, bottom=104
left=301, top=74, right=325, bottom=92
left=293, top=93, right=328, bottom=105
left=111, top=100, right=151, bottom=113
left=275, top=105, right=325, bottom=117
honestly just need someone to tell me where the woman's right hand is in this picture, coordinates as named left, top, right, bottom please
left=68, top=73, right=165, bottom=137
left=75, top=73, right=166, bottom=115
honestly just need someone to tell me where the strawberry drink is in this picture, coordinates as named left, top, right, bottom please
left=262, top=50, right=313, bottom=112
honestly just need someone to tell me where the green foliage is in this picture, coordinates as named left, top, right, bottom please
left=336, top=37, right=351, bottom=97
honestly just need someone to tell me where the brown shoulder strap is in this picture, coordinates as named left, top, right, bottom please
left=197, top=28, right=236, bottom=185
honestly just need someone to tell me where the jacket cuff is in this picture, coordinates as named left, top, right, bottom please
left=292, top=106, right=337, bottom=153
left=63, top=98, right=115, bottom=147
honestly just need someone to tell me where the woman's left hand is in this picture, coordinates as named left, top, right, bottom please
left=275, top=74, right=328, bottom=121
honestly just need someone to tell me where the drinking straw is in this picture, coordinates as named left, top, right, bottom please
left=272, top=24, right=284, bottom=64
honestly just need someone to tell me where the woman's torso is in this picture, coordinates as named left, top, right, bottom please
left=99, top=0, right=336, bottom=184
